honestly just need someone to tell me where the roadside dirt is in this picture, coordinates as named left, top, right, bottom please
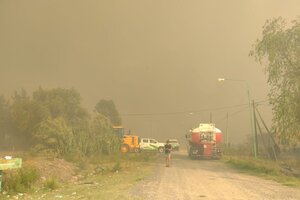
left=0, top=152, right=78, bottom=184
left=26, top=157, right=78, bottom=183
left=3, top=152, right=300, bottom=199
left=130, top=151, right=300, bottom=200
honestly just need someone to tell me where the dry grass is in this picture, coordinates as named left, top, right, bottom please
left=223, top=156, right=300, bottom=187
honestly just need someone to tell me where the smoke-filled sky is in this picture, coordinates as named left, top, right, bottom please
left=1, top=0, right=300, bottom=144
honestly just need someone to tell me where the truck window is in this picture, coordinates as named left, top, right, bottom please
left=150, top=139, right=157, bottom=144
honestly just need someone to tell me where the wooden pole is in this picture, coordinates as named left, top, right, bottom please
left=253, top=100, right=258, bottom=156
left=255, top=107, right=278, bottom=161
left=226, top=112, right=229, bottom=147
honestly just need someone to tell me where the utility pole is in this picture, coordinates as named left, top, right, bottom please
left=253, top=100, right=258, bottom=156
left=226, top=112, right=229, bottom=147
left=218, top=78, right=257, bottom=158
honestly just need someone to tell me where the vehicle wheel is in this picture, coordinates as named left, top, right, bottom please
left=121, top=144, right=129, bottom=153
left=134, top=148, right=140, bottom=153
left=158, top=147, right=164, bottom=153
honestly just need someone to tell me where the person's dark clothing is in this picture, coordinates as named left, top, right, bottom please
left=164, top=143, right=172, bottom=154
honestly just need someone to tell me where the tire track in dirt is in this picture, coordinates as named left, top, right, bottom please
left=130, top=152, right=300, bottom=200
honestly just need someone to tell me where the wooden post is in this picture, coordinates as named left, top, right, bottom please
left=253, top=100, right=258, bottom=156
left=226, top=112, right=229, bottom=147
left=255, top=107, right=278, bottom=161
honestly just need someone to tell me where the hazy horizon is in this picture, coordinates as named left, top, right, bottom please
left=1, top=0, right=300, bottom=144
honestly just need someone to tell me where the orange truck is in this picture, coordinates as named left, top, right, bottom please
left=113, top=126, right=140, bottom=153
left=121, top=134, right=140, bottom=153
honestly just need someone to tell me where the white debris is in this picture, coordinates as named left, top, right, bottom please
left=4, top=156, right=12, bottom=160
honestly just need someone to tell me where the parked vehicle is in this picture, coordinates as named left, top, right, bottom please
left=113, top=126, right=125, bottom=137
left=185, top=123, right=222, bottom=159
left=167, top=139, right=180, bottom=151
left=121, top=134, right=140, bottom=153
left=139, top=138, right=165, bottom=153
left=113, top=126, right=140, bottom=153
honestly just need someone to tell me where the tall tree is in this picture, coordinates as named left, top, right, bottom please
left=10, top=89, right=49, bottom=147
left=250, top=17, right=300, bottom=146
left=94, top=100, right=121, bottom=126
left=0, top=96, right=12, bottom=147
left=33, top=87, right=89, bottom=128
left=89, top=113, right=120, bottom=155
left=32, top=117, right=73, bottom=156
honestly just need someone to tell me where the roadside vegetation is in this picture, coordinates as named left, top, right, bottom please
left=0, top=88, right=121, bottom=157
left=3, top=166, right=40, bottom=194
left=221, top=16, right=300, bottom=188
left=0, top=87, right=160, bottom=198
left=250, top=17, right=300, bottom=148
left=222, top=144, right=300, bottom=187
left=1, top=152, right=159, bottom=199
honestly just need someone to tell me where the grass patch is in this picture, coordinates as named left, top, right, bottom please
left=223, top=156, right=300, bottom=187
left=111, top=162, right=121, bottom=172
left=121, top=151, right=159, bottom=162
left=0, top=151, right=158, bottom=198
left=25, top=160, right=154, bottom=199
left=43, top=177, right=59, bottom=190
left=225, top=156, right=279, bottom=175
left=3, top=166, right=40, bottom=194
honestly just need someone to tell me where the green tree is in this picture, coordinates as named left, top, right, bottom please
left=33, top=87, right=89, bottom=127
left=32, top=88, right=91, bottom=154
left=0, top=95, right=12, bottom=147
left=250, top=17, right=300, bottom=146
left=32, top=117, right=73, bottom=156
left=95, top=100, right=121, bottom=126
left=89, top=113, right=120, bottom=155
left=8, top=88, right=90, bottom=150
left=10, top=90, right=49, bottom=148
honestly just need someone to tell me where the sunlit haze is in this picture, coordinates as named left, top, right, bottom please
left=1, top=0, right=300, bottom=144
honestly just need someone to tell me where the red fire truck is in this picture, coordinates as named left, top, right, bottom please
left=186, top=123, right=222, bottom=159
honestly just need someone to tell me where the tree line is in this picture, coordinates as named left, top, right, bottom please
left=251, top=17, right=300, bottom=148
left=0, top=87, right=122, bottom=157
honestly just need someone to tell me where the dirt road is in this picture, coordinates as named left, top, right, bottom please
left=131, top=152, right=300, bottom=200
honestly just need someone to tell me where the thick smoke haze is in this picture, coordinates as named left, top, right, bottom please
left=1, top=1, right=300, bottom=144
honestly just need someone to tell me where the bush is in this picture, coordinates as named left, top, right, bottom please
left=226, top=157, right=278, bottom=175
left=3, top=166, right=40, bottom=193
left=43, top=177, right=59, bottom=190
left=78, top=159, right=90, bottom=170
left=111, top=162, right=121, bottom=172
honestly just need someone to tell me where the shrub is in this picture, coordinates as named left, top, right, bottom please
left=111, top=162, right=121, bottom=172
left=225, top=156, right=280, bottom=175
left=3, top=166, right=40, bottom=193
left=43, top=177, right=59, bottom=190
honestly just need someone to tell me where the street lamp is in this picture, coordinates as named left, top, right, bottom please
left=218, top=78, right=257, bottom=158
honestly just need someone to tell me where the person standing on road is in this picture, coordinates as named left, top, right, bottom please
left=164, top=140, right=172, bottom=167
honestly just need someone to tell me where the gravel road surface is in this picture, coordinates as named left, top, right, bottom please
left=131, top=151, right=300, bottom=200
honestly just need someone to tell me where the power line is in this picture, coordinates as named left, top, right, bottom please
left=121, top=103, right=248, bottom=117
left=121, top=99, right=269, bottom=117
left=215, top=106, right=249, bottom=124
